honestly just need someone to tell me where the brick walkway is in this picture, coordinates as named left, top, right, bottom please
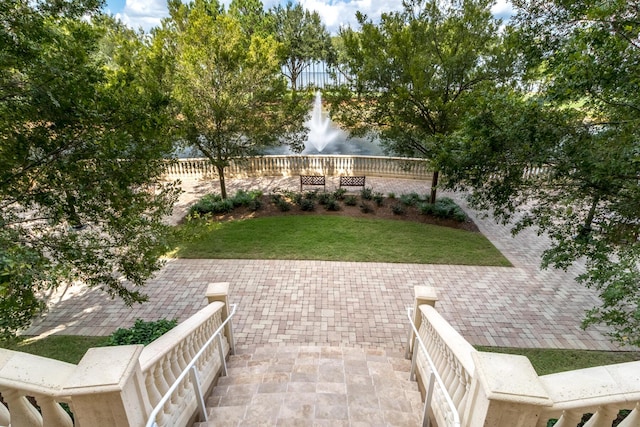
left=26, top=176, right=634, bottom=352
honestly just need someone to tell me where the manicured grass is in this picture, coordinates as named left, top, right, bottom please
left=476, top=346, right=640, bottom=376
left=171, top=215, right=512, bottom=266
left=1, top=336, right=109, bottom=364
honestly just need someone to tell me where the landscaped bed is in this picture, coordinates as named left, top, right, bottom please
left=170, top=189, right=511, bottom=266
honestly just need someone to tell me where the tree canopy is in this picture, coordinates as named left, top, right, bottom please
left=270, top=1, right=334, bottom=91
left=441, top=0, right=640, bottom=346
left=330, top=0, right=510, bottom=202
left=166, top=0, right=308, bottom=199
left=0, top=0, right=180, bottom=338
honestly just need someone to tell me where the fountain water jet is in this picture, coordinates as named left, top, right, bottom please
left=306, top=91, right=342, bottom=153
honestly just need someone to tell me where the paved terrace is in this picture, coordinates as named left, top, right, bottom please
left=26, top=176, right=634, bottom=352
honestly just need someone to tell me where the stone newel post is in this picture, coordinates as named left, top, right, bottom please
left=463, top=352, right=552, bottom=427
left=63, top=345, right=152, bottom=427
left=206, top=282, right=234, bottom=355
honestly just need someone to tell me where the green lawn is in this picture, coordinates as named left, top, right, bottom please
left=1, top=336, right=109, bottom=364
left=476, top=346, right=640, bottom=376
left=170, top=215, right=512, bottom=266
left=2, top=336, right=637, bottom=377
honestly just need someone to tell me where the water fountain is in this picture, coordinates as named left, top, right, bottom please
left=306, top=91, right=343, bottom=153
left=264, top=91, right=384, bottom=155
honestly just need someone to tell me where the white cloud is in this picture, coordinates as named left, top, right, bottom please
left=491, top=0, right=514, bottom=21
left=300, top=0, right=404, bottom=34
left=112, top=0, right=514, bottom=34
left=115, top=0, right=168, bottom=32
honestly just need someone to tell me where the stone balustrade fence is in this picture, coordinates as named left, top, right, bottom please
left=163, top=155, right=434, bottom=180
left=0, top=284, right=232, bottom=427
left=410, top=286, right=640, bottom=427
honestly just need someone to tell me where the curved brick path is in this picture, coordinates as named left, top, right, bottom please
left=26, top=176, right=635, bottom=352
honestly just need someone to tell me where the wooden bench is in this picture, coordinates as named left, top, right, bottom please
left=339, top=176, right=366, bottom=190
left=300, top=175, right=325, bottom=191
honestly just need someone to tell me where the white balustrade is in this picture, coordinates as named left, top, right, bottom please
left=0, top=350, right=75, bottom=427
left=163, top=155, right=434, bottom=180
left=140, top=302, right=229, bottom=427
left=537, top=363, right=640, bottom=427
left=409, top=287, right=640, bottom=427
left=414, top=304, right=476, bottom=426
left=0, top=285, right=234, bottom=427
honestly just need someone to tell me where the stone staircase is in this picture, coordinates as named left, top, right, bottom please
left=195, top=345, right=424, bottom=427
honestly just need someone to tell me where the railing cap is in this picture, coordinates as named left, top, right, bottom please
left=539, top=360, right=640, bottom=407
left=0, top=348, right=76, bottom=396
left=64, top=345, right=144, bottom=395
left=472, top=352, right=552, bottom=406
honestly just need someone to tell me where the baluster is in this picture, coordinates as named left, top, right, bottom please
left=583, top=406, right=619, bottom=427
left=618, top=403, right=640, bottom=427
left=145, top=367, right=163, bottom=408
left=36, top=396, right=73, bottom=427
left=553, top=410, right=583, bottom=427
left=154, top=361, right=171, bottom=397
left=2, top=389, right=42, bottom=427
left=0, top=400, right=9, bottom=425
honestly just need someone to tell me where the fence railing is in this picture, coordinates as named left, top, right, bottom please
left=164, top=155, right=434, bottom=180
left=409, top=286, right=640, bottom=427
left=407, top=307, right=461, bottom=427
left=0, top=283, right=234, bottom=427
left=144, top=303, right=237, bottom=427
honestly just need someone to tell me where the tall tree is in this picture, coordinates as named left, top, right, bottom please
left=441, top=0, right=640, bottom=346
left=270, top=1, right=333, bottom=91
left=331, top=0, right=510, bottom=202
left=169, top=1, right=308, bottom=199
left=0, top=1, right=180, bottom=338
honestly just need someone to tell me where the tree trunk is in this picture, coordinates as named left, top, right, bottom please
left=217, top=164, right=227, bottom=199
left=430, top=170, right=439, bottom=204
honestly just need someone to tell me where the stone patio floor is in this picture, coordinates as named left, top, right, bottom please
left=25, top=176, right=636, bottom=352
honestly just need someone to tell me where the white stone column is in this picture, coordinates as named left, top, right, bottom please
left=63, top=345, right=152, bottom=427
left=463, top=352, right=552, bottom=427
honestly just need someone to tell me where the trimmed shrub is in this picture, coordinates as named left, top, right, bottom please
left=333, top=188, right=347, bottom=200
left=361, top=187, right=374, bottom=200
left=318, top=192, right=333, bottom=205
left=400, top=192, right=422, bottom=206
left=392, top=203, right=406, bottom=215
left=344, top=195, right=358, bottom=206
left=373, top=192, right=384, bottom=207
left=107, top=318, right=178, bottom=346
left=325, top=198, right=341, bottom=211
left=299, top=198, right=315, bottom=211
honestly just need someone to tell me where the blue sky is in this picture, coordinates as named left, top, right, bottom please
left=104, top=0, right=514, bottom=34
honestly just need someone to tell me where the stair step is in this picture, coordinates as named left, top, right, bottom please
left=194, top=345, right=423, bottom=426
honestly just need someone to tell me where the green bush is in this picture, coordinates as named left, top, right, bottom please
left=400, top=192, right=422, bottom=206
left=303, top=190, right=318, bottom=200
left=333, top=188, right=347, bottom=200
left=344, top=195, right=358, bottom=206
left=392, top=203, right=406, bottom=215
left=373, top=192, right=385, bottom=207
left=325, top=198, right=341, bottom=211
left=272, top=195, right=292, bottom=212
left=318, top=192, right=333, bottom=205
left=107, top=318, right=178, bottom=346
left=361, top=187, right=374, bottom=200
left=387, top=192, right=396, bottom=199
left=231, top=189, right=263, bottom=211
left=418, top=202, right=434, bottom=215
left=422, top=197, right=468, bottom=222
left=299, top=198, right=315, bottom=211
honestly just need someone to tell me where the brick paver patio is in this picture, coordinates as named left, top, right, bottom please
left=26, top=176, right=634, bottom=352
